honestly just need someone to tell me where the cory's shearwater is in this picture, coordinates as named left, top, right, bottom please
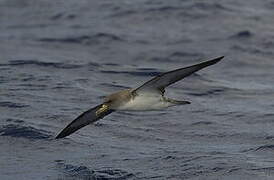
left=56, top=56, right=224, bottom=139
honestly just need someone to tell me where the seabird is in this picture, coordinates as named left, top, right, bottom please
left=56, top=56, right=224, bottom=139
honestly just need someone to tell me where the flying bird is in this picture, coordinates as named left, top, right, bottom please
left=56, top=56, right=224, bottom=139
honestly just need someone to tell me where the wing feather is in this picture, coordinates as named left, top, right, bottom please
left=135, top=56, right=224, bottom=94
left=56, top=104, right=114, bottom=139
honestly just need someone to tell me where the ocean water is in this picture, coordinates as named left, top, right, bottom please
left=1, top=0, right=274, bottom=179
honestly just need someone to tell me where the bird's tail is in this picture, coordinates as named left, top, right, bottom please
left=56, top=103, right=114, bottom=139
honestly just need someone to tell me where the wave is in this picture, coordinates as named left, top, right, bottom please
left=255, top=144, right=274, bottom=151
left=185, top=88, right=226, bottom=97
left=190, top=121, right=214, bottom=126
left=100, top=70, right=161, bottom=77
left=229, top=30, right=253, bottom=39
left=38, top=33, right=125, bottom=45
left=3, top=59, right=83, bottom=69
left=0, top=101, right=29, bottom=108
left=50, top=12, right=76, bottom=20
left=0, top=124, right=51, bottom=140
left=56, top=162, right=135, bottom=179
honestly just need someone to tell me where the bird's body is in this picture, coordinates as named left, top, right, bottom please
left=56, top=56, right=224, bottom=139
left=119, top=93, right=169, bottom=111
left=110, top=90, right=178, bottom=111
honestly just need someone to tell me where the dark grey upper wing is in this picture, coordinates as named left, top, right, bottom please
left=134, top=56, right=224, bottom=94
left=56, top=104, right=114, bottom=139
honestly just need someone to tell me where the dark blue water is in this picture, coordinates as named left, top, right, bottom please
left=1, top=0, right=274, bottom=179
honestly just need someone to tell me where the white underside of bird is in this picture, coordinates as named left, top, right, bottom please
left=117, top=93, right=173, bottom=111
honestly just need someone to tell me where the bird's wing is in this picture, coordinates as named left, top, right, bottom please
left=56, top=103, right=114, bottom=139
left=134, top=56, right=224, bottom=94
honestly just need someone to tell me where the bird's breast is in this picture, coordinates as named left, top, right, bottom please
left=117, top=94, right=171, bottom=111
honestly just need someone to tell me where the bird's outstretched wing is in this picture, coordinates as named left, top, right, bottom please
left=56, top=103, right=114, bottom=139
left=134, top=56, right=224, bottom=94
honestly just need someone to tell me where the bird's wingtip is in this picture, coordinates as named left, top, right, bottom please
left=212, top=56, right=225, bottom=63
left=218, top=56, right=225, bottom=60
left=204, top=56, right=224, bottom=66
left=55, top=131, right=66, bottom=139
left=55, top=135, right=62, bottom=139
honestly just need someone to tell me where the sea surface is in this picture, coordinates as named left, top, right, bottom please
left=1, top=0, right=274, bottom=179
